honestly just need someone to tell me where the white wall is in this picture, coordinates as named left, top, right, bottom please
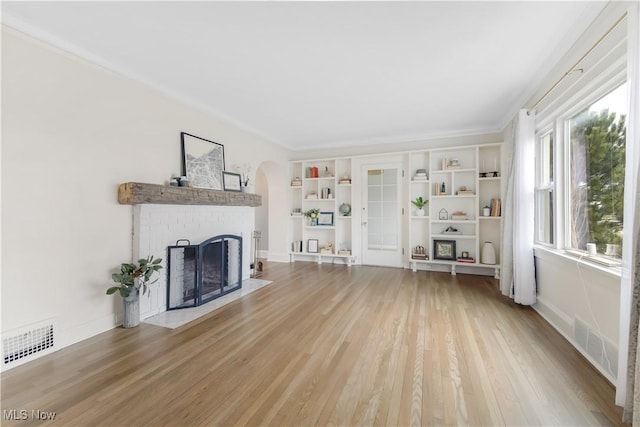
left=0, top=26, right=291, bottom=368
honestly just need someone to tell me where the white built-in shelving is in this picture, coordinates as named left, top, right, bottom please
left=289, top=142, right=502, bottom=277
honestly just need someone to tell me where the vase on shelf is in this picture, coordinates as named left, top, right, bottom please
left=481, top=241, right=496, bottom=265
left=415, top=208, right=425, bottom=217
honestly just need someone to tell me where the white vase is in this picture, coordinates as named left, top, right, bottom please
left=415, top=208, right=425, bottom=217
left=481, top=242, right=496, bottom=265
left=122, top=287, right=140, bottom=328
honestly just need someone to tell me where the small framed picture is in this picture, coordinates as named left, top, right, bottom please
left=307, top=239, right=319, bottom=253
left=222, top=171, right=242, bottom=192
left=434, top=240, right=456, bottom=261
left=317, top=212, right=334, bottom=226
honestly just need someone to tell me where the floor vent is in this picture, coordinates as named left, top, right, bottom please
left=3, top=322, right=55, bottom=365
left=574, top=317, right=617, bottom=378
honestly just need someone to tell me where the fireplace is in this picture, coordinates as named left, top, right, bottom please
left=167, top=235, right=243, bottom=310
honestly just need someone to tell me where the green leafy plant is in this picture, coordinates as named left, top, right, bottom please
left=304, top=208, right=320, bottom=219
left=106, top=255, right=163, bottom=298
left=411, top=197, right=427, bottom=209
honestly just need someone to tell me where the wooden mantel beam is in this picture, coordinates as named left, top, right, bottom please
left=118, top=182, right=261, bottom=207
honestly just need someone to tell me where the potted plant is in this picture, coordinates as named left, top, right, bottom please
left=412, top=196, right=428, bottom=216
left=107, top=255, right=163, bottom=328
left=304, top=208, right=320, bottom=226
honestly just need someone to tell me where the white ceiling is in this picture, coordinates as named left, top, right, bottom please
left=2, top=1, right=607, bottom=151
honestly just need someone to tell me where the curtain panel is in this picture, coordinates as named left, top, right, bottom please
left=500, top=110, right=537, bottom=305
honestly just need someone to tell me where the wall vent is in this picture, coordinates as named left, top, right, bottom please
left=3, top=322, right=55, bottom=365
left=573, top=317, right=617, bottom=378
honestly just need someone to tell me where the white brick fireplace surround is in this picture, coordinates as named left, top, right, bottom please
left=133, top=204, right=254, bottom=320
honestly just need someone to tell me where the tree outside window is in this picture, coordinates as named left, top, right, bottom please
left=569, top=83, right=627, bottom=257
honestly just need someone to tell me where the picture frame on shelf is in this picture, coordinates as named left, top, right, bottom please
left=317, top=212, right=334, bottom=226
left=434, top=240, right=456, bottom=261
left=307, top=239, right=319, bottom=253
left=181, top=132, right=225, bottom=190
left=222, top=171, right=242, bottom=192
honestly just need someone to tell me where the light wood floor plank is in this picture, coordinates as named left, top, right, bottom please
left=0, top=262, right=626, bottom=426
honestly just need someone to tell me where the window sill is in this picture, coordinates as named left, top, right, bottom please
left=533, top=245, right=622, bottom=279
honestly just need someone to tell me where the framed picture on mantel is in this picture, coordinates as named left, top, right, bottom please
left=222, top=171, right=242, bottom=192
left=181, top=132, right=225, bottom=190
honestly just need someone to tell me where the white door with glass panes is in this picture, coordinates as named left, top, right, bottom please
left=361, top=163, right=403, bottom=267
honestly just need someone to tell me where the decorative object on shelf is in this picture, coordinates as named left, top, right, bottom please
left=482, top=205, right=491, bottom=216
left=479, top=172, right=488, bottom=178
left=412, top=196, right=427, bottom=216
left=457, top=252, right=476, bottom=263
left=304, top=208, right=320, bottom=226
left=481, top=241, right=497, bottom=265
left=306, top=191, right=318, bottom=200
left=320, top=242, right=333, bottom=254
left=413, top=169, right=428, bottom=181
left=291, top=208, right=302, bottom=216
left=586, top=242, right=597, bottom=254
left=412, top=245, right=428, bottom=260
left=179, top=176, right=189, bottom=187
left=339, top=242, right=351, bottom=255
left=442, top=226, right=461, bottom=235
left=222, top=171, right=242, bottom=192
left=170, top=176, right=180, bottom=186
left=451, top=211, right=468, bottom=220
left=457, top=186, right=474, bottom=196
left=492, top=171, right=500, bottom=177
left=441, top=181, right=446, bottom=193
left=106, top=255, right=163, bottom=328
left=339, top=202, right=352, bottom=216
left=439, top=208, right=448, bottom=220
left=323, top=166, right=333, bottom=177
left=447, top=159, right=461, bottom=169
left=339, top=176, right=352, bottom=184
left=317, top=211, right=334, bottom=226
left=311, top=167, right=319, bottom=178
left=181, top=132, right=225, bottom=190
left=291, top=177, right=302, bottom=187
left=434, top=240, right=456, bottom=261
left=307, top=239, right=319, bottom=253
left=321, top=187, right=333, bottom=199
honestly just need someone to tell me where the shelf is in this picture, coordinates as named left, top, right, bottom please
left=479, top=177, right=501, bottom=181
left=432, top=195, right=476, bottom=199
left=410, top=216, right=430, bottom=220
left=431, top=168, right=476, bottom=174
left=289, top=251, right=357, bottom=266
left=479, top=216, right=502, bottom=220
left=304, top=198, right=336, bottom=202
left=431, top=234, right=477, bottom=239
left=411, top=180, right=430, bottom=184
left=118, top=182, right=261, bottom=207
left=304, top=226, right=335, bottom=230
left=432, top=219, right=477, bottom=224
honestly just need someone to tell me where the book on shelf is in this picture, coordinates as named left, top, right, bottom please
left=291, top=240, right=303, bottom=253
left=490, top=198, right=502, bottom=216
left=457, top=257, right=475, bottom=263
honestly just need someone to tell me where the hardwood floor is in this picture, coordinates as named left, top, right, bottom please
left=1, top=262, right=625, bottom=426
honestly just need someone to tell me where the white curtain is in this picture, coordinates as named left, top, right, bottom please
left=501, top=109, right=537, bottom=305
left=619, top=2, right=640, bottom=422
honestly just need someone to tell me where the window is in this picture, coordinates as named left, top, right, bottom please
left=535, top=131, right=554, bottom=245
left=535, top=81, right=627, bottom=263
left=567, top=83, right=626, bottom=258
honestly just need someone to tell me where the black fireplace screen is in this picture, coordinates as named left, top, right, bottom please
left=167, top=235, right=242, bottom=310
